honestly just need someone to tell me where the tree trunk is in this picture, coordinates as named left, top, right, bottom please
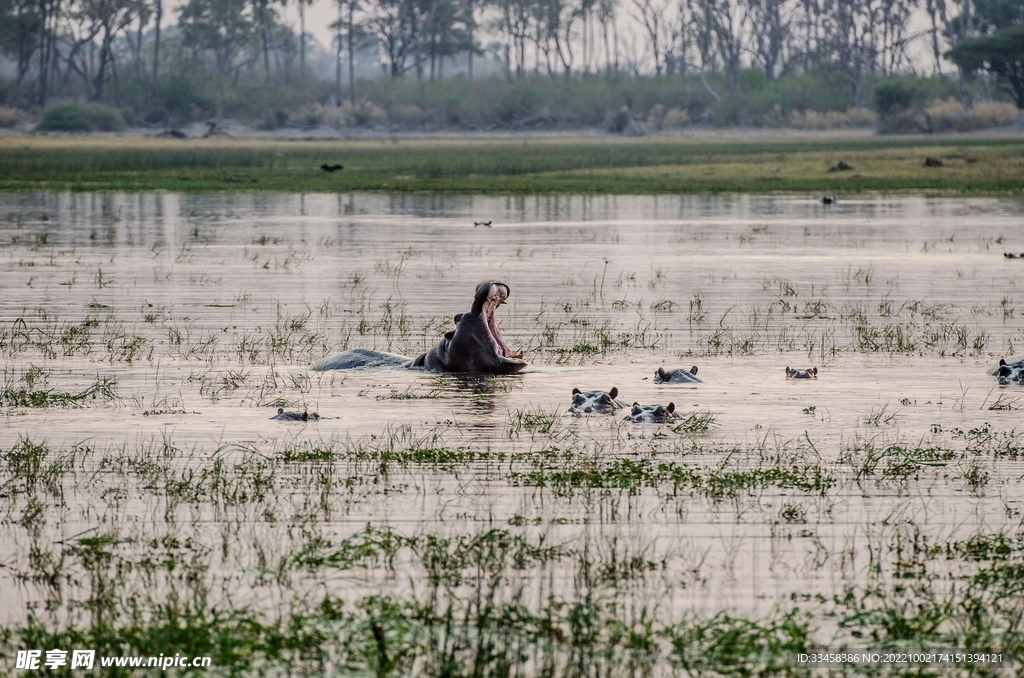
left=335, top=5, right=342, bottom=102
left=153, top=0, right=162, bottom=84
left=348, top=1, right=355, bottom=104
left=300, top=0, right=306, bottom=80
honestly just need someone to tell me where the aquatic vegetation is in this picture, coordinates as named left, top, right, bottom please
left=0, top=375, right=118, bottom=408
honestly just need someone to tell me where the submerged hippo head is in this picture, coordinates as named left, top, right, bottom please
left=623, top=402, right=679, bottom=423
left=785, top=366, right=818, bottom=379
left=654, top=366, right=702, bottom=384
left=569, top=387, right=624, bottom=414
left=411, top=282, right=527, bottom=374
left=996, top=358, right=1024, bottom=385
left=272, top=408, right=320, bottom=421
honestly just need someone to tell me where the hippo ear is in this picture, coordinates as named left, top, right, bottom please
left=572, top=387, right=582, bottom=395
left=609, top=387, right=618, bottom=399
left=690, top=366, right=698, bottom=375
left=278, top=408, right=284, bottom=414
left=667, top=402, right=675, bottom=413
left=631, top=403, right=642, bottom=414
left=444, top=330, right=455, bottom=340
left=785, top=366, right=791, bottom=375
left=1001, top=359, right=1008, bottom=366
left=453, top=313, right=463, bottom=324
left=810, top=367, right=818, bottom=376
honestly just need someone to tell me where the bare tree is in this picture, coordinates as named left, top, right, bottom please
left=490, top=0, right=531, bottom=77
left=687, top=0, right=721, bottom=100
left=818, top=0, right=879, bottom=107
left=877, top=0, right=919, bottom=75
left=690, top=0, right=743, bottom=89
left=628, top=0, right=678, bottom=74
left=596, top=0, right=617, bottom=72
left=745, top=0, right=793, bottom=80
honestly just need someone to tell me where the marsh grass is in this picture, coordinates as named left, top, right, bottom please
left=0, top=374, right=118, bottom=408
left=672, top=410, right=718, bottom=435
left=4, top=422, right=1024, bottom=675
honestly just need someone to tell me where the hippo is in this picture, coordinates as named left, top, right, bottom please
left=991, top=357, right=1024, bottom=385
left=623, top=402, right=680, bottom=423
left=272, top=408, right=320, bottom=421
left=568, top=387, right=625, bottom=414
left=313, top=282, right=527, bottom=374
left=654, top=366, right=702, bottom=384
left=822, top=195, right=838, bottom=205
left=785, top=366, right=818, bottom=379
left=1004, top=253, right=1024, bottom=260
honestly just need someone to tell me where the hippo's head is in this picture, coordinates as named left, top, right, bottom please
left=569, top=387, right=623, bottom=414
left=623, top=402, right=677, bottom=423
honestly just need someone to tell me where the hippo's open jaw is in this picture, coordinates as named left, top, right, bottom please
left=481, top=283, right=518, bottom=359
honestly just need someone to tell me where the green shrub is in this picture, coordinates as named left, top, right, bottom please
left=87, top=102, right=127, bottom=131
left=874, top=81, right=916, bottom=116
left=37, top=101, right=126, bottom=132
left=37, top=102, right=93, bottom=131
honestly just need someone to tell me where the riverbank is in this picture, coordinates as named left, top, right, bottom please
left=2, top=129, right=1022, bottom=194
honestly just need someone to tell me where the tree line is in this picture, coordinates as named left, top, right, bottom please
left=0, top=0, right=1021, bottom=122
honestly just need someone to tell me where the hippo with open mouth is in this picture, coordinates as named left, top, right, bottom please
left=568, top=387, right=625, bottom=414
left=654, top=366, right=702, bottom=384
left=785, top=366, right=818, bottom=379
left=623, top=402, right=680, bottom=423
left=991, top=357, right=1024, bottom=385
left=313, top=282, right=527, bottom=374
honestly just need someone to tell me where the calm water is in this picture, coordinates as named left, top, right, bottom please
left=1, top=191, right=1023, bottom=632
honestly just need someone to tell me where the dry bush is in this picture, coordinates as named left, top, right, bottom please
left=782, top=107, right=876, bottom=130
left=0, top=106, right=18, bottom=128
left=662, top=107, right=692, bottom=128
left=963, top=100, right=1018, bottom=128
left=647, top=104, right=666, bottom=130
left=390, top=104, right=427, bottom=125
left=338, top=98, right=388, bottom=127
left=882, top=98, right=1018, bottom=134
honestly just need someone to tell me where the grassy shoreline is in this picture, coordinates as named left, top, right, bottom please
left=2, top=131, right=1023, bottom=194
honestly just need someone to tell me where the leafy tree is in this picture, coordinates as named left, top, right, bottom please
left=178, top=0, right=256, bottom=77
left=0, top=0, right=44, bottom=85
left=361, top=0, right=419, bottom=77
left=946, top=25, right=1024, bottom=112
left=947, top=0, right=1024, bottom=116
